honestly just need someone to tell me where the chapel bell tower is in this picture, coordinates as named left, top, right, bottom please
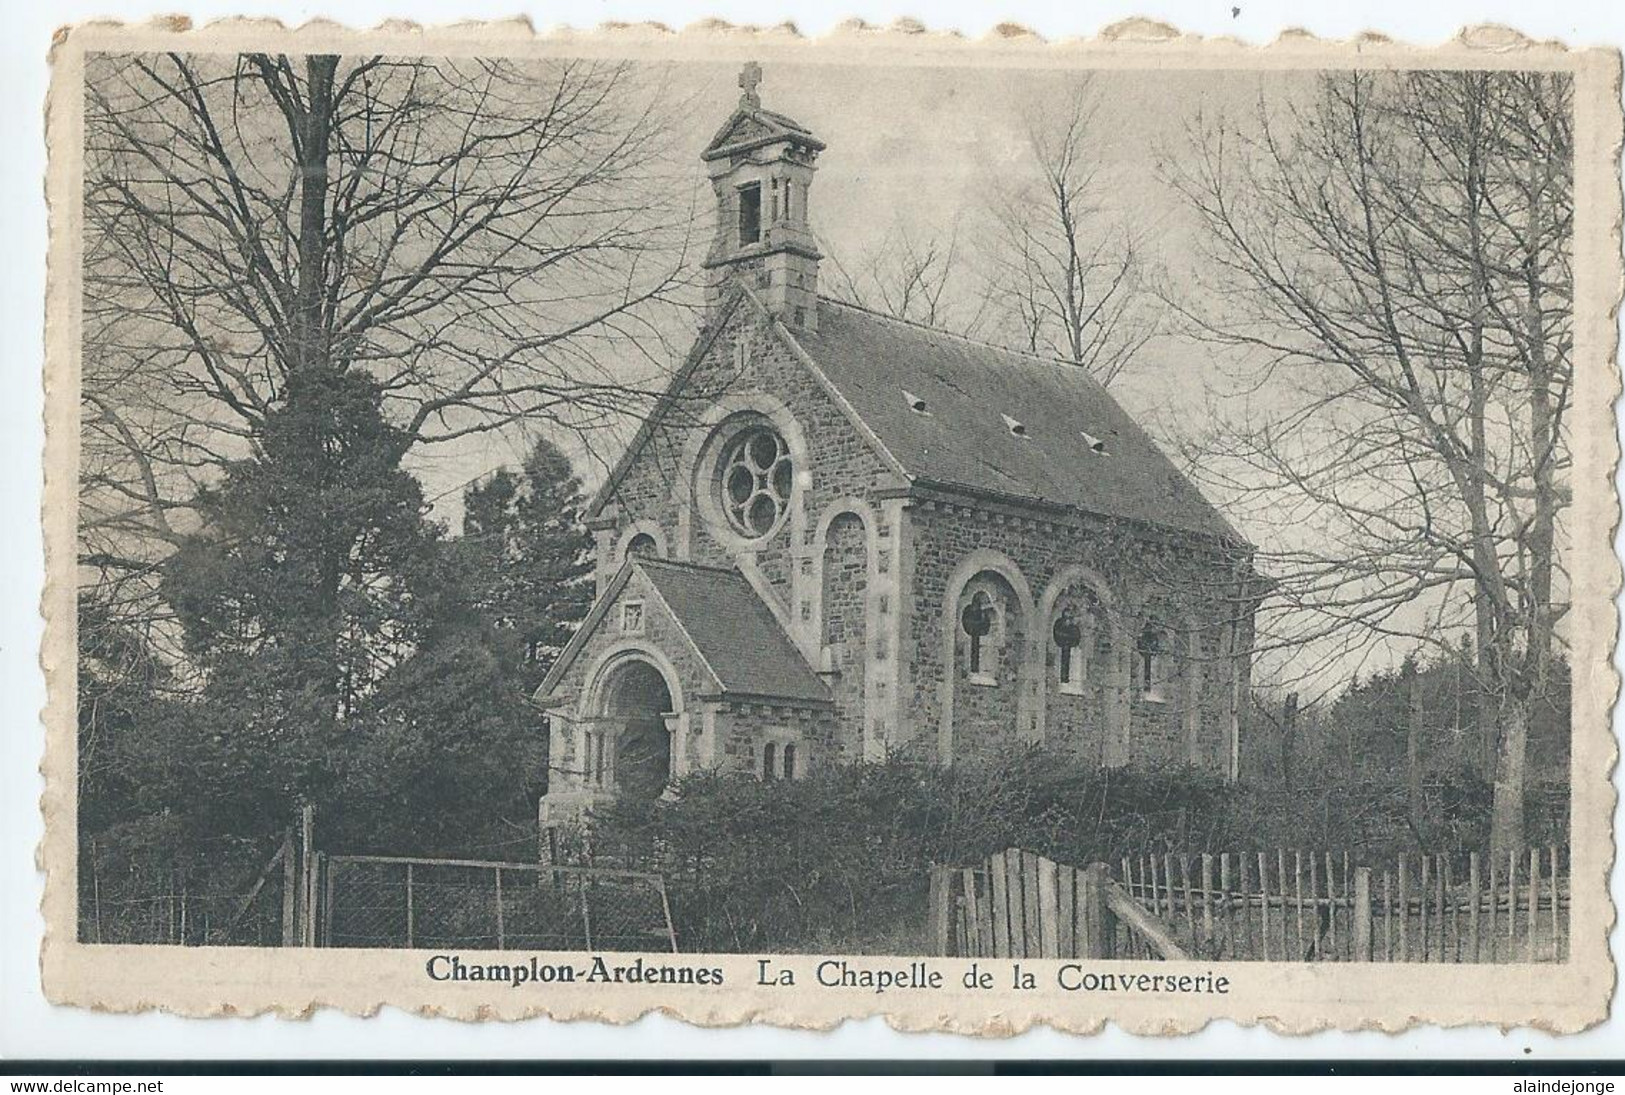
left=701, top=62, right=825, bottom=330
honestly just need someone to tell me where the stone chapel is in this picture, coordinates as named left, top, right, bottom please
left=535, top=64, right=1263, bottom=823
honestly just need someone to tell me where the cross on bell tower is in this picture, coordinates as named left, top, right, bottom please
left=699, top=62, right=826, bottom=330
left=738, top=61, right=762, bottom=108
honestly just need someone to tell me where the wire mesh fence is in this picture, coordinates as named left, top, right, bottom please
left=323, top=856, right=677, bottom=952
left=80, top=834, right=291, bottom=946
left=82, top=883, right=287, bottom=946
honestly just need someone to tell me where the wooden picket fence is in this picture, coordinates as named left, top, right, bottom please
left=1118, top=847, right=1569, bottom=963
left=929, top=847, right=1569, bottom=963
left=927, top=849, right=1189, bottom=961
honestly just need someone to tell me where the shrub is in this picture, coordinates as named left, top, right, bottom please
left=586, top=747, right=1548, bottom=953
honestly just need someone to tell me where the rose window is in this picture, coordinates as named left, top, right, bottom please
left=718, top=425, right=793, bottom=538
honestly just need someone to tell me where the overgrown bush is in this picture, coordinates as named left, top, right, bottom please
left=586, top=748, right=1560, bottom=954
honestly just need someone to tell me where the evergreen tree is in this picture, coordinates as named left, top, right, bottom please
left=161, top=368, right=446, bottom=829
left=336, top=615, right=546, bottom=856
left=120, top=376, right=589, bottom=858
left=460, top=438, right=595, bottom=693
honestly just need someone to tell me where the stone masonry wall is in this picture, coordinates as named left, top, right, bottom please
left=820, top=511, right=868, bottom=760
left=600, top=302, right=893, bottom=590
left=548, top=568, right=713, bottom=785
left=593, top=297, right=903, bottom=759
left=902, top=499, right=1246, bottom=775
left=713, top=703, right=840, bottom=780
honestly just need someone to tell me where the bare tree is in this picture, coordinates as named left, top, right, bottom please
left=982, top=81, right=1156, bottom=386
left=822, top=217, right=986, bottom=334
left=1168, top=71, right=1572, bottom=852
left=80, top=53, right=699, bottom=629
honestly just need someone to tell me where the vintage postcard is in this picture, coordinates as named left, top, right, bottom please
left=39, top=19, right=1622, bottom=1034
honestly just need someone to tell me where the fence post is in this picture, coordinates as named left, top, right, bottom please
left=495, top=867, right=506, bottom=950
left=405, top=863, right=415, bottom=949
left=1079, top=863, right=1114, bottom=959
left=1353, top=866, right=1373, bottom=962
left=90, top=838, right=104, bottom=942
left=927, top=866, right=952, bottom=957
left=579, top=875, right=594, bottom=951
left=1468, top=852, right=1481, bottom=962
left=1549, top=846, right=1561, bottom=963
left=307, top=852, right=323, bottom=948
left=1037, top=857, right=1060, bottom=959
left=989, top=852, right=1011, bottom=958
left=280, top=834, right=297, bottom=947
left=320, top=855, right=334, bottom=948
left=298, top=804, right=316, bottom=947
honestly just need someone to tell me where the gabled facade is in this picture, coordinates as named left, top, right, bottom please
left=535, top=66, right=1262, bottom=823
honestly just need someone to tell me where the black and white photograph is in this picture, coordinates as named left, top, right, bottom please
left=40, top=20, right=1619, bottom=1032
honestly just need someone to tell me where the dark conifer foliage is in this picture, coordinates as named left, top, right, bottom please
left=135, top=369, right=557, bottom=855
left=459, top=438, right=595, bottom=694
left=158, top=368, right=446, bottom=831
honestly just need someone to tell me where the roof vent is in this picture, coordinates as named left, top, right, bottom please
left=1081, top=431, right=1108, bottom=454
left=902, top=389, right=930, bottom=415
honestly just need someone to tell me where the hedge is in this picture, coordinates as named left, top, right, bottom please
left=584, top=748, right=1563, bottom=953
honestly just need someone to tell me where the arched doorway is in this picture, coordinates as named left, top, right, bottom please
left=597, top=658, right=675, bottom=798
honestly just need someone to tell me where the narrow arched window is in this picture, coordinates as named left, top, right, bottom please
left=762, top=741, right=778, bottom=781
left=1137, top=623, right=1166, bottom=701
left=782, top=743, right=797, bottom=780
left=961, top=592, right=994, bottom=675
left=1053, top=611, right=1083, bottom=686
left=738, top=182, right=762, bottom=245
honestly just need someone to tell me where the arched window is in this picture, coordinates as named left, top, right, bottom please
left=737, top=181, right=761, bottom=245
left=1137, top=622, right=1167, bottom=702
left=762, top=741, right=778, bottom=781
left=782, top=743, right=797, bottom=780
left=1053, top=610, right=1083, bottom=687
left=1052, top=588, right=1111, bottom=695
left=961, top=591, right=996, bottom=679
left=626, top=532, right=659, bottom=559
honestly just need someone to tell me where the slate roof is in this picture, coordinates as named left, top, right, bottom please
left=638, top=558, right=830, bottom=705
left=789, top=300, right=1244, bottom=544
